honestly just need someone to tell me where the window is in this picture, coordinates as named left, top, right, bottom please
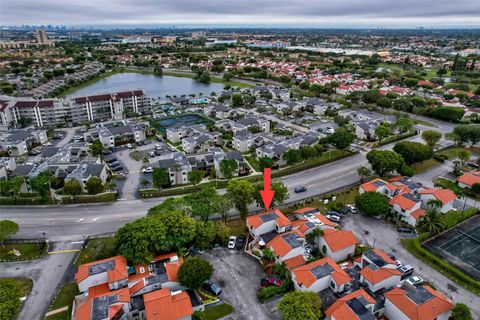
left=140, top=266, right=145, bottom=273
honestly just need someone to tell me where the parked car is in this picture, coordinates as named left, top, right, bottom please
left=106, top=157, right=118, bottom=163
left=327, top=210, right=342, bottom=217
left=294, top=186, right=307, bottom=193
left=155, top=144, right=162, bottom=150
left=260, top=276, right=282, bottom=287
left=228, top=236, right=236, bottom=249
left=156, top=136, right=163, bottom=141
left=102, top=150, right=112, bottom=156
left=406, top=275, right=424, bottom=287
left=113, top=166, right=124, bottom=172
left=326, top=214, right=341, bottom=223
left=188, top=246, right=205, bottom=255
left=346, top=204, right=356, bottom=213
left=388, top=253, right=396, bottom=260
left=149, top=151, right=155, bottom=157
left=397, top=227, right=417, bottom=235
left=399, top=264, right=414, bottom=277
left=467, top=161, right=479, bottom=168
left=142, top=167, right=153, bottom=173
left=126, top=143, right=133, bottom=148
left=235, top=235, right=246, bottom=250
left=154, top=149, right=162, bottom=156
left=203, top=280, right=222, bottom=296
left=395, top=260, right=403, bottom=268
left=109, top=161, right=120, bottom=167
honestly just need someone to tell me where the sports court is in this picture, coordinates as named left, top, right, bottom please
left=423, top=214, right=480, bottom=280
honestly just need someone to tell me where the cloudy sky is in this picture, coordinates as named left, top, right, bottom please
left=1, top=0, right=479, bottom=27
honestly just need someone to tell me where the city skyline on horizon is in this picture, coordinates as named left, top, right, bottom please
left=1, top=0, right=479, bottom=28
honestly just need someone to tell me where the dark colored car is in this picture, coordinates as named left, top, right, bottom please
left=203, top=280, right=222, bottom=296
left=260, top=276, right=282, bottom=287
left=397, top=227, right=417, bottom=234
left=294, top=186, right=307, bottom=193
left=113, top=166, right=124, bottom=172
left=109, top=161, right=120, bottom=167
left=106, top=157, right=118, bottom=163
left=235, top=235, right=246, bottom=250
left=327, top=210, right=342, bottom=217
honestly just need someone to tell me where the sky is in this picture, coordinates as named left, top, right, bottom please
left=1, top=0, right=480, bottom=28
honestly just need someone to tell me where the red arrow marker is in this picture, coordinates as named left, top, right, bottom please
left=259, top=168, right=275, bottom=211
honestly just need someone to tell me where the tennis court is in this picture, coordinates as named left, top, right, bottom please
left=423, top=214, right=480, bottom=280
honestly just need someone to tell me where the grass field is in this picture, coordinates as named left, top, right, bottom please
left=0, top=278, right=33, bottom=320
left=0, top=243, right=47, bottom=261
left=46, top=282, right=79, bottom=320
left=411, top=158, right=442, bottom=174
left=413, top=119, right=437, bottom=128
left=203, top=303, right=235, bottom=320
left=75, top=237, right=116, bottom=266
left=226, top=219, right=247, bottom=236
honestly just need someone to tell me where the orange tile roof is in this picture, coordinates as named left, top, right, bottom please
left=457, top=171, right=480, bottom=187
left=385, top=286, right=454, bottom=320
left=322, top=229, right=357, bottom=252
left=247, top=209, right=291, bottom=229
left=419, top=188, right=457, bottom=205
left=144, top=288, right=193, bottom=320
left=129, top=279, right=145, bottom=296
left=268, top=229, right=305, bottom=258
left=75, top=287, right=131, bottom=320
left=292, top=207, right=320, bottom=214
left=360, top=265, right=401, bottom=284
left=369, top=249, right=397, bottom=266
left=165, top=257, right=183, bottom=282
left=389, top=193, right=419, bottom=210
left=284, top=254, right=306, bottom=269
left=325, top=289, right=375, bottom=319
left=75, top=256, right=128, bottom=284
left=292, top=256, right=351, bottom=288
left=152, top=252, right=177, bottom=262
left=128, top=263, right=151, bottom=282
left=411, top=208, right=426, bottom=220
left=360, top=178, right=384, bottom=192
left=87, top=283, right=110, bottom=298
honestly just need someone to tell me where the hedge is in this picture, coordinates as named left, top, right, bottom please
left=376, top=129, right=417, bottom=147
left=0, top=197, right=55, bottom=205
left=59, top=192, right=117, bottom=204
left=401, top=237, right=480, bottom=295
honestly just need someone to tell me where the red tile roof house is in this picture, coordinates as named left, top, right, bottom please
left=291, top=256, right=352, bottom=293
left=325, top=289, right=376, bottom=320
left=419, top=188, right=457, bottom=213
left=358, top=249, right=402, bottom=293
left=144, top=288, right=193, bottom=320
left=318, top=229, right=358, bottom=263
left=457, top=170, right=480, bottom=189
left=389, top=193, right=426, bottom=227
left=246, top=209, right=292, bottom=239
left=292, top=208, right=338, bottom=232
left=384, top=285, right=454, bottom=320
left=267, top=229, right=308, bottom=263
left=75, top=256, right=129, bottom=293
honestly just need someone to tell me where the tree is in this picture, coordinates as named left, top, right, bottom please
left=471, top=183, right=480, bottom=194
left=0, top=176, right=24, bottom=197
left=428, top=107, right=465, bottom=122
left=0, top=278, right=22, bottom=320
left=451, top=303, right=473, bottom=320
left=89, top=140, right=104, bottom=156
left=0, top=220, right=19, bottom=246
left=231, top=93, right=244, bottom=107
left=300, top=146, right=317, bottom=159
left=29, top=171, right=52, bottom=199
left=187, top=169, right=205, bottom=186
left=152, top=210, right=196, bottom=251
left=453, top=124, right=480, bottom=144
left=395, top=117, right=413, bottom=133
left=375, top=123, right=391, bottom=142
left=366, top=150, right=404, bottom=176
left=328, top=129, right=354, bottom=151
left=115, top=216, right=167, bottom=264
left=63, top=179, right=83, bottom=195
left=195, top=221, right=216, bottom=250
left=220, top=159, right=238, bottom=180
left=421, top=130, right=442, bottom=148
left=258, top=157, right=274, bottom=170
left=418, top=209, right=444, bottom=236
left=283, top=149, right=302, bottom=164
left=152, top=168, right=171, bottom=188
left=377, top=96, right=392, bottom=111
left=178, top=257, right=213, bottom=290
left=86, top=177, right=103, bottom=195
left=445, top=132, right=462, bottom=146
left=148, top=197, right=190, bottom=215
left=214, top=222, right=231, bottom=246
left=226, top=180, right=255, bottom=219
left=456, top=149, right=471, bottom=165
left=254, top=181, right=289, bottom=207
left=356, top=192, right=390, bottom=217
left=186, top=187, right=224, bottom=221
left=437, top=68, right=447, bottom=77
left=277, top=291, right=323, bottom=320
left=357, top=166, right=372, bottom=182
left=393, top=141, right=433, bottom=165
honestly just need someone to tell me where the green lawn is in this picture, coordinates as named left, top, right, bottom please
left=0, top=278, right=33, bottom=320
left=411, top=158, right=442, bottom=174
left=285, top=187, right=359, bottom=215
left=437, top=147, right=480, bottom=160
left=244, top=154, right=261, bottom=172
left=75, top=237, right=116, bottom=266
left=226, top=219, right=247, bottom=236
left=45, top=282, right=79, bottom=320
left=0, top=243, right=47, bottom=261
left=203, top=303, right=235, bottom=320
left=413, top=119, right=437, bottom=128
left=14, top=278, right=33, bottom=296
left=378, top=64, right=405, bottom=75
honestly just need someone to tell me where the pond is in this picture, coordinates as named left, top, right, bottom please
left=67, top=72, right=226, bottom=98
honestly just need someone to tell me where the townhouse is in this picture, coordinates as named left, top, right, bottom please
left=74, top=253, right=197, bottom=320
left=246, top=209, right=292, bottom=239
left=457, top=170, right=480, bottom=189
left=166, top=124, right=221, bottom=153
left=292, top=208, right=338, bottom=232
left=291, top=257, right=352, bottom=293
left=267, top=229, right=308, bottom=263
left=389, top=193, right=426, bottom=227
left=325, top=289, right=376, bottom=320
left=384, top=285, right=454, bottom=320
left=418, top=188, right=457, bottom=213
left=318, top=229, right=357, bottom=262
left=84, top=121, right=146, bottom=148
left=358, top=249, right=402, bottom=293
left=66, top=161, right=108, bottom=192
left=0, top=129, right=47, bottom=156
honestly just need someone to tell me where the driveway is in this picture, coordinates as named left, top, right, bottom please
left=114, top=148, right=142, bottom=199
left=203, top=249, right=274, bottom=320
left=343, top=214, right=480, bottom=319
left=0, top=241, right=81, bottom=320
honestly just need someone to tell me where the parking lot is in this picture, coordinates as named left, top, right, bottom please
left=203, top=249, right=275, bottom=320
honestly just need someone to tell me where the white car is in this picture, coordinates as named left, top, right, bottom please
left=326, top=214, right=341, bottom=223
left=395, top=260, right=403, bottom=268
left=346, top=204, right=356, bottom=214
left=142, top=167, right=153, bottom=173
left=406, top=275, right=424, bottom=287
left=228, top=236, right=237, bottom=249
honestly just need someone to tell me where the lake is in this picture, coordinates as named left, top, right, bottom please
left=67, top=72, right=226, bottom=98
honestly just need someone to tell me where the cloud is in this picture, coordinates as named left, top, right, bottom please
left=1, top=0, right=479, bottom=27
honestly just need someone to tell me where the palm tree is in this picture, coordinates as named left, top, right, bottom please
left=262, top=248, right=275, bottom=262
left=426, top=199, right=442, bottom=210
left=418, top=209, right=445, bottom=236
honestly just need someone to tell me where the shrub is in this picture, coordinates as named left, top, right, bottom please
left=356, top=192, right=390, bottom=217
left=398, top=165, right=415, bottom=177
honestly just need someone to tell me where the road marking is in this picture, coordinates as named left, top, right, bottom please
left=92, top=217, right=100, bottom=222
left=70, top=241, right=84, bottom=244
left=48, top=249, right=80, bottom=254
left=76, top=218, right=84, bottom=223
left=45, top=306, right=68, bottom=317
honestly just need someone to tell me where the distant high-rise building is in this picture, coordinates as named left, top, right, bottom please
left=36, top=29, right=48, bottom=44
